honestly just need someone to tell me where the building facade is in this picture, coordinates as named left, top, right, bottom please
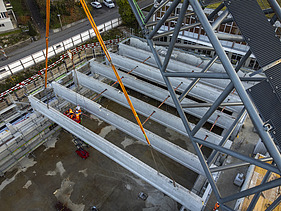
left=153, top=3, right=281, bottom=70
left=0, top=0, right=14, bottom=32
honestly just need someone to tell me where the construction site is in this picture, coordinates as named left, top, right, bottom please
left=1, top=0, right=281, bottom=210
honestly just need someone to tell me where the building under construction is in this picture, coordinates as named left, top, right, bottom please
left=1, top=0, right=281, bottom=210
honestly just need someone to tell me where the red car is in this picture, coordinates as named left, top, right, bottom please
left=76, top=148, right=89, bottom=159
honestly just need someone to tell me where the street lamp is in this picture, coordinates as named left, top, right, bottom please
left=57, top=14, right=63, bottom=31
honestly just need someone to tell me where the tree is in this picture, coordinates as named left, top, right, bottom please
left=116, top=0, right=137, bottom=27
left=27, top=22, right=38, bottom=37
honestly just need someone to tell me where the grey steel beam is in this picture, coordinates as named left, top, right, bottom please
left=190, top=82, right=234, bottom=136
left=163, top=72, right=264, bottom=81
left=181, top=102, right=243, bottom=108
left=162, top=0, right=190, bottom=72
left=189, top=0, right=281, bottom=172
left=221, top=177, right=281, bottom=203
left=109, top=53, right=242, bottom=114
left=215, top=33, right=244, bottom=42
left=212, top=9, right=229, bottom=30
left=179, top=55, right=218, bottom=102
left=151, top=0, right=170, bottom=15
left=148, top=0, right=181, bottom=39
left=91, top=62, right=234, bottom=129
left=265, top=194, right=281, bottom=211
left=247, top=170, right=271, bottom=211
left=268, top=0, right=281, bottom=22
left=129, top=0, right=224, bottom=203
left=193, top=136, right=279, bottom=174
left=75, top=70, right=226, bottom=146
left=154, top=41, right=214, bottom=51
left=207, top=107, right=247, bottom=166
left=210, top=157, right=273, bottom=173
left=28, top=95, right=204, bottom=210
left=144, top=0, right=162, bottom=24
left=51, top=81, right=205, bottom=175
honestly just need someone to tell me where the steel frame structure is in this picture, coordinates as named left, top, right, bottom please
left=128, top=0, right=281, bottom=210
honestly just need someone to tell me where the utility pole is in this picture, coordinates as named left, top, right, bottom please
left=57, top=14, right=63, bottom=31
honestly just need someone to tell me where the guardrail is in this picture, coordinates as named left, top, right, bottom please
left=0, top=17, right=122, bottom=80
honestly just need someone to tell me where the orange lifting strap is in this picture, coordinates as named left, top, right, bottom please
left=80, top=0, right=151, bottom=146
left=44, top=0, right=50, bottom=88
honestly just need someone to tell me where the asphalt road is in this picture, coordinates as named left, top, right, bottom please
left=0, top=0, right=152, bottom=67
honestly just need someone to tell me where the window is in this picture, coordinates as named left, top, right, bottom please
left=0, top=12, right=7, bottom=19
left=0, top=24, right=5, bottom=27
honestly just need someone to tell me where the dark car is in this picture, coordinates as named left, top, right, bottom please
left=76, top=148, right=89, bottom=159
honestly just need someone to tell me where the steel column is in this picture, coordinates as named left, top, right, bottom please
left=162, top=0, right=189, bottom=72
left=189, top=0, right=281, bottom=172
left=268, top=0, right=281, bottom=22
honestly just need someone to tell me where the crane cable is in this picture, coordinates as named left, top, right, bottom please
left=80, top=0, right=151, bottom=146
left=44, top=0, right=50, bottom=89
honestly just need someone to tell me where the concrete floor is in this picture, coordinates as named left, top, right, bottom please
left=0, top=95, right=199, bottom=210
left=206, top=115, right=260, bottom=210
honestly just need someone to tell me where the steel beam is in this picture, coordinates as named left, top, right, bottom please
left=91, top=61, right=234, bottom=129
left=247, top=170, right=271, bottom=211
left=181, top=102, right=243, bottom=108
left=163, top=72, right=264, bottom=81
left=109, top=53, right=242, bottom=113
left=148, top=0, right=181, bottom=39
left=221, top=177, right=281, bottom=203
left=210, top=157, right=273, bottom=173
left=28, top=95, right=204, bottom=210
left=162, top=0, right=190, bottom=72
left=268, top=0, right=281, bottom=22
left=189, top=0, right=281, bottom=172
left=265, top=194, right=281, bottom=211
left=193, top=137, right=279, bottom=174
left=51, top=81, right=205, bottom=175
left=75, top=71, right=225, bottom=146
left=179, top=55, right=218, bottom=102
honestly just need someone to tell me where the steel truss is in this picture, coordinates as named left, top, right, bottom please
left=128, top=0, right=281, bottom=210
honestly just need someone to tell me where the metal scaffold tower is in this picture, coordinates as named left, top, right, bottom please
left=128, top=0, right=281, bottom=210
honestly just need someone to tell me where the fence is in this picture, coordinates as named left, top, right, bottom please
left=0, top=18, right=122, bottom=80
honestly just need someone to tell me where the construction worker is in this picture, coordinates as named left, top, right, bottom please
left=213, top=202, right=220, bottom=210
left=76, top=105, right=81, bottom=113
left=75, top=111, right=81, bottom=123
left=68, top=108, right=74, bottom=119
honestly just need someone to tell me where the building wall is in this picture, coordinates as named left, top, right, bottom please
left=153, top=3, right=280, bottom=70
left=0, top=0, right=14, bottom=32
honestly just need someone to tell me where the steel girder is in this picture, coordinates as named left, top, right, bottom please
left=128, top=0, right=281, bottom=210
left=28, top=95, right=204, bottom=210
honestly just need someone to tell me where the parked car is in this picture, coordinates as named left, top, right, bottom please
left=91, top=1, right=102, bottom=8
left=76, top=148, right=89, bottom=159
left=103, top=0, right=115, bottom=8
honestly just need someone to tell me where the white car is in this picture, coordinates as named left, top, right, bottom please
left=104, top=0, right=115, bottom=8
left=91, top=1, right=102, bottom=8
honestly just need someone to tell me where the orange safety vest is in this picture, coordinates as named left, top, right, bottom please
left=76, top=113, right=80, bottom=121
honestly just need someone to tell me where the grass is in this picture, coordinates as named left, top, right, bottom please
left=0, top=29, right=21, bottom=37
left=10, top=0, right=31, bottom=24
